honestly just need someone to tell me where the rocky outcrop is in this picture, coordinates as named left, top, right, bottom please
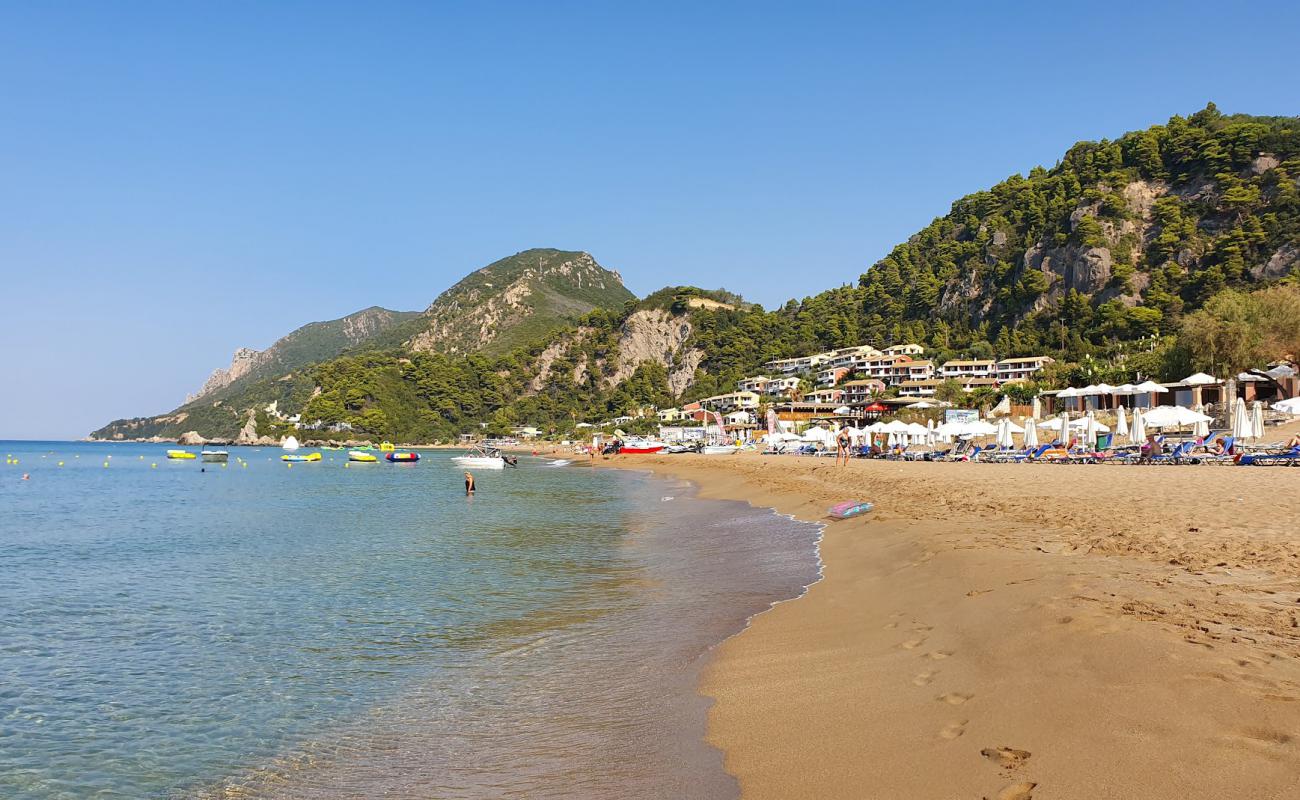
left=187, top=306, right=418, bottom=403
left=177, top=430, right=207, bottom=445
left=1253, top=244, right=1300, bottom=281
left=603, top=309, right=701, bottom=394
left=527, top=329, right=591, bottom=393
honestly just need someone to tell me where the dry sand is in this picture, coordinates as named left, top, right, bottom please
left=596, top=447, right=1300, bottom=799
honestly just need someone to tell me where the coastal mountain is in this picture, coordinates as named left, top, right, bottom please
left=187, top=306, right=421, bottom=403
left=92, top=107, right=1300, bottom=443
left=406, top=249, right=635, bottom=355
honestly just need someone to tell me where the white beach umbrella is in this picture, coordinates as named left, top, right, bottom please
left=1000, top=418, right=1016, bottom=449
left=1231, top=399, right=1251, bottom=441
left=1134, top=380, right=1167, bottom=393
left=833, top=406, right=853, bottom=416
left=1182, top=372, right=1218, bottom=385
left=1129, top=407, right=1145, bottom=444
left=1273, top=396, right=1300, bottom=415
left=1143, top=405, right=1212, bottom=429
left=1023, top=418, right=1038, bottom=448
left=1115, top=406, right=1129, bottom=438
left=1113, top=383, right=1137, bottom=396
left=906, top=400, right=935, bottom=409
left=883, top=419, right=911, bottom=433
left=1085, top=412, right=1098, bottom=447
left=1057, top=387, right=1079, bottom=398
left=1251, top=401, right=1265, bottom=441
left=1095, top=383, right=1116, bottom=396
left=1030, top=396, right=1041, bottom=420
left=1057, top=412, right=1069, bottom=444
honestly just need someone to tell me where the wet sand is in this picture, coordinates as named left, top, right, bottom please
left=600, top=450, right=1300, bottom=799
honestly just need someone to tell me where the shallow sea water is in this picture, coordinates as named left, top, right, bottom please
left=0, top=442, right=820, bottom=799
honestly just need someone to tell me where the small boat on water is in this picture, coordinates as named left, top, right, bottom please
left=452, top=443, right=509, bottom=469
left=281, top=452, right=321, bottom=463
left=385, top=451, right=420, bottom=463
left=348, top=450, right=378, bottom=462
left=282, top=436, right=300, bottom=452
left=200, top=450, right=229, bottom=462
left=618, top=438, right=666, bottom=455
left=166, top=450, right=196, bottom=460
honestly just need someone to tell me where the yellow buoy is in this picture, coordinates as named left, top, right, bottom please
left=103, top=462, right=109, bottom=468
left=287, top=463, right=292, bottom=469
left=151, top=463, right=157, bottom=468
left=58, top=461, right=64, bottom=467
left=221, top=462, right=227, bottom=468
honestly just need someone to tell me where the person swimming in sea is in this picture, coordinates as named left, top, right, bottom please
left=464, top=471, right=475, bottom=495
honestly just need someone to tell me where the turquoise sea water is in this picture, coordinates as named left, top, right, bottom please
left=0, top=441, right=820, bottom=799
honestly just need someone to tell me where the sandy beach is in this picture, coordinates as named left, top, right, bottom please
left=598, top=445, right=1300, bottom=799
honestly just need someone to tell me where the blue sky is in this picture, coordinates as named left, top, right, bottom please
left=3, top=1, right=1298, bottom=439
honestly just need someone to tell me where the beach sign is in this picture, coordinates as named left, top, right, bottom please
left=827, top=500, right=873, bottom=520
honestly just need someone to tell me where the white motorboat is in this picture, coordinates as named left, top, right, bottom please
left=200, top=449, right=229, bottom=462
left=282, top=435, right=300, bottom=451
left=451, top=443, right=512, bottom=470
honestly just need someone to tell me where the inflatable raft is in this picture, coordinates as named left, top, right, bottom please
left=348, top=451, right=378, bottom=462
left=385, top=451, right=420, bottom=463
left=281, top=452, right=322, bottom=463
left=166, top=450, right=196, bottom=460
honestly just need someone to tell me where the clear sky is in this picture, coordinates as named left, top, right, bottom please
left=3, top=1, right=1298, bottom=439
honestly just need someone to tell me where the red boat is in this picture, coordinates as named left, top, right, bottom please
left=617, top=438, right=665, bottom=454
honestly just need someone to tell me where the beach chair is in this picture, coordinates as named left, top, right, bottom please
left=1238, top=446, right=1300, bottom=466
left=1188, top=435, right=1236, bottom=465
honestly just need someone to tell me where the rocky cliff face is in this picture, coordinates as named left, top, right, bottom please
left=407, top=249, right=634, bottom=355
left=603, top=309, right=701, bottom=396
left=187, top=306, right=420, bottom=403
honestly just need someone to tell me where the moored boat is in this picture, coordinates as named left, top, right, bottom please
left=348, top=450, right=378, bottom=462
left=200, top=450, right=229, bottom=462
left=452, top=443, right=508, bottom=469
left=166, top=449, right=196, bottom=460
left=700, top=444, right=739, bottom=455
left=618, top=438, right=665, bottom=454
left=385, top=451, right=420, bottom=463
left=281, top=452, right=322, bottom=462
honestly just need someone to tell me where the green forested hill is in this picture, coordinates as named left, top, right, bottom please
left=92, top=107, right=1300, bottom=443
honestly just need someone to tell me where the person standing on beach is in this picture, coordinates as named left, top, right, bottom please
left=464, top=472, right=475, bottom=495
left=835, top=425, right=852, bottom=466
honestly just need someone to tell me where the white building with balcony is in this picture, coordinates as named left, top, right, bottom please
left=995, top=356, right=1054, bottom=381
left=938, top=359, right=997, bottom=379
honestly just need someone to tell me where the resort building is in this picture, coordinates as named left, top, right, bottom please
left=816, top=366, right=850, bottom=387
left=656, top=407, right=684, bottom=422
left=883, top=343, right=925, bottom=356
left=863, top=354, right=913, bottom=384
left=897, top=379, right=939, bottom=397
left=762, top=376, right=802, bottom=397
left=840, top=379, right=885, bottom=405
left=890, top=359, right=935, bottom=383
left=763, top=353, right=830, bottom=375
left=737, top=376, right=770, bottom=393
left=699, top=391, right=760, bottom=412
left=938, top=359, right=997, bottom=379
left=826, top=345, right=883, bottom=369
left=957, top=377, right=1001, bottom=392
left=805, top=388, right=844, bottom=405
left=995, top=356, right=1054, bottom=381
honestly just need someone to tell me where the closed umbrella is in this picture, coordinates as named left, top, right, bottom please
left=1057, top=412, right=1069, bottom=445
left=1251, top=401, right=1264, bottom=441
left=1115, top=406, right=1129, bottom=438
left=1085, top=412, right=1098, bottom=447
left=1231, top=399, right=1250, bottom=441
left=1023, top=418, right=1038, bottom=448
left=1030, top=396, right=1042, bottom=420
left=1129, top=407, right=1145, bottom=445
left=996, top=418, right=1012, bottom=449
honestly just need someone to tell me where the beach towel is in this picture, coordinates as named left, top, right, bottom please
left=827, top=501, right=873, bottom=520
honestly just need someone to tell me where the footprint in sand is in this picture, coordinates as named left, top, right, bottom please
left=924, top=650, right=954, bottom=660
left=967, top=588, right=994, bottom=597
left=937, top=692, right=974, bottom=705
left=912, top=670, right=936, bottom=686
left=981, top=746, right=1032, bottom=768
left=883, top=622, right=899, bottom=630
left=900, top=637, right=927, bottom=650
left=912, top=624, right=934, bottom=632
left=984, top=782, right=1036, bottom=800
left=938, top=720, right=967, bottom=740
